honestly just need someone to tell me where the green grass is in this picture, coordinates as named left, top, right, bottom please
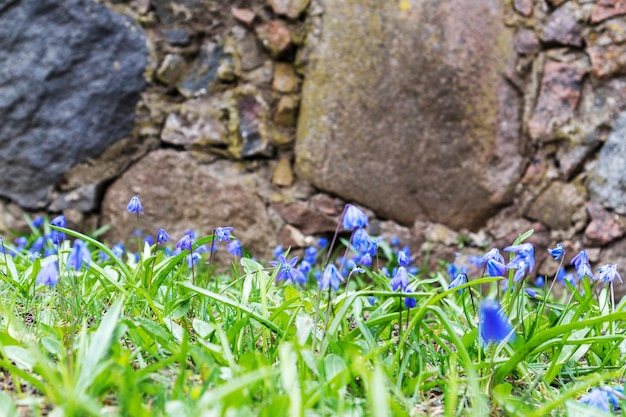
left=0, top=219, right=624, bottom=416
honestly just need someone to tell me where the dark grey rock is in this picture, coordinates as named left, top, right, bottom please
left=588, top=111, right=626, bottom=215
left=164, top=28, right=192, bottom=47
left=178, top=41, right=229, bottom=97
left=0, top=0, right=148, bottom=209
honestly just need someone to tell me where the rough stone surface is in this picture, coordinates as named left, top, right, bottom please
left=591, top=0, right=626, bottom=24
left=272, top=157, right=295, bottom=187
left=584, top=201, right=624, bottom=246
left=528, top=60, right=587, bottom=141
left=541, top=4, right=583, bottom=47
left=274, top=95, right=297, bottom=126
left=257, top=20, right=292, bottom=58
left=101, top=149, right=276, bottom=257
left=525, top=182, right=587, bottom=230
left=161, top=97, right=229, bottom=147
left=588, top=111, right=626, bottom=215
left=272, top=63, right=299, bottom=92
left=178, top=41, right=230, bottom=97
left=270, top=201, right=338, bottom=235
left=295, top=0, right=524, bottom=230
left=0, top=0, right=148, bottom=208
left=513, top=0, right=533, bottom=17
left=514, top=28, right=541, bottom=55
left=269, top=0, right=310, bottom=19
left=232, top=8, right=256, bottom=27
left=586, top=20, right=626, bottom=78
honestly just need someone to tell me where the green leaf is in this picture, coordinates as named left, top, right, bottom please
left=3, top=346, right=35, bottom=371
left=0, top=391, right=18, bottom=417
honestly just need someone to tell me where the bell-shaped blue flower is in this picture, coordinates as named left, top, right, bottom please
left=448, top=271, right=467, bottom=292
left=227, top=240, right=242, bottom=257
left=36, top=260, right=59, bottom=287
left=215, top=227, right=234, bottom=242
left=594, top=264, right=622, bottom=283
left=571, top=249, right=592, bottom=279
left=157, top=228, right=170, bottom=244
left=479, top=300, right=514, bottom=345
left=319, top=264, right=344, bottom=291
left=547, top=243, right=565, bottom=261
left=390, top=266, right=409, bottom=291
left=342, top=204, right=369, bottom=231
left=127, top=195, right=144, bottom=214
left=67, top=239, right=91, bottom=271
left=176, top=234, right=194, bottom=252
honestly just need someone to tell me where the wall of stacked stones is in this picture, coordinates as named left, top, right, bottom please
left=1, top=0, right=626, bottom=285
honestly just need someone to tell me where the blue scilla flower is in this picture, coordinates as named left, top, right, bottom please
left=352, top=228, right=370, bottom=253
left=67, top=239, right=91, bottom=271
left=50, top=215, right=66, bottom=244
left=98, top=251, right=110, bottom=262
left=176, top=234, right=194, bottom=252
left=447, top=263, right=458, bottom=280
left=594, top=264, right=622, bottom=283
left=390, top=236, right=400, bottom=247
left=506, top=258, right=530, bottom=282
left=408, top=266, right=419, bottom=275
left=270, top=255, right=306, bottom=284
left=468, top=255, right=483, bottom=267
left=30, top=236, right=46, bottom=253
left=481, top=248, right=504, bottom=265
left=359, top=252, right=372, bottom=267
left=547, top=243, right=565, bottom=261
left=397, top=250, right=410, bottom=267
left=319, top=264, right=344, bottom=291
left=215, top=227, right=234, bottom=242
left=304, top=246, right=317, bottom=264
left=112, top=243, right=125, bottom=258
left=273, top=245, right=284, bottom=258
left=14, top=236, right=27, bottom=249
left=342, top=204, right=369, bottom=231
left=524, top=288, right=537, bottom=298
left=486, top=258, right=506, bottom=277
left=479, top=300, right=514, bottom=345
left=157, top=228, right=170, bottom=244
left=186, top=252, right=202, bottom=268
left=144, top=236, right=154, bottom=246
left=405, top=289, right=417, bottom=309
left=32, top=216, right=44, bottom=228
left=571, top=249, right=592, bottom=279
left=347, top=260, right=365, bottom=275
left=390, top=266, right=409, bottom=291
left=448, top=271, right=467, bottom=293
left=44, top=247, right=56, bottom=257
left=227, top=240, right=242, bottom=257
left=534, top=275, right=545, bottom=287
left=127, top=195, right=143, bottom=214
left=579, top=388, right=611, bottom=413
left=318, top=237, right=328, bottom=248
left=605, top=386, right=624, bottom=411
left=504, top=243, right=535, bottom=275
left=36, top=260, right=59, bottom=287
left=298, top=260, right=312, bottom=275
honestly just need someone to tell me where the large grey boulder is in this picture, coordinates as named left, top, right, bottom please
left=295, top=0, right=525, bottom=230
left=0, top=0, right=147, bottom=208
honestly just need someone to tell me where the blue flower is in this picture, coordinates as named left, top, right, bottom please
left=479, top=300, right=514, bottom=345
left=14, top=237, right=27, bottom=249
left=408, top=266, right=419, bottom=275
left=351, top=228, right=370, bottom=253
left=112, top=243, right=125, bottom=258
left=318, top=237, right=328, bottom=248
left=571, top=250, right=592, bottom=279
left=227, top=240, right=242, bottom=257
left=127, top=195, right=143, bottom=214
left=547, top=243, right=565, bottom=261
left=157, top=228, right=170, bottom=244
left=404, top=289, right=417, bottom=309
left=594, top=264, right=622, bottom=283
left=347, top=260, right=365, bottom=274
left=524, top=288, right=536, bottom=298
left=579, top=388, right=611, bottom=413
left=481, top=248, right=504, bottom=265
left=270, top=255, right=306, bottom=284
left=447, top=263, right=458, bottom=280
left=359, top=252, right=372, bottom=267
left=504, top=243, right=535, bottom=275
left=486, top=258, right=506, bottom=277
left=304, top=246, right=317, bottom=264
left=215, top=227, right=234, bottom=242
left=390, top=266, right=409, bottom=291
left=176, top=234, right=194, bottom=252
left=506, top=258, right=531, bottom=282
left=298, top=260, right=312, bottom=275
left=319, top=264, right=344, bottom=291
left=36, top=260, right=59, bottom=287
left=469, top=255, right=483, bottom=267
left=50, top=215, right=67, bottom=244
left=397, top=250, right=410, bottom=267
left=448, top=271, right=467, bottom=292
left=186, top=252, right=202, bottom=268
left=32, top=216, right=44, bottom=228
left=67, top=239, right=91, bottom=271
left=342, top=204, right=369, bottom=231
left=30, top=236, right=46, bottom=253
left=144, top=236, right=154, bottom=246
left=534, top=276, right=545, bottom=287
left=390, top=236, right=400, bottom=247
left=273, top=245, right=284, bottom=258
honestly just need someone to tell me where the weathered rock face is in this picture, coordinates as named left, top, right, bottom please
left=0, top=0, right=147, bottom=208
left=588, top=111, right=626, bottom=215
left=100, top=149, right=276, bottom=258
left=295, top=0, right=525, bottom=230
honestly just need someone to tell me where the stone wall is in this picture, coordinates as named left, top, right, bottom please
left=1, top=0, right=626, bottom=283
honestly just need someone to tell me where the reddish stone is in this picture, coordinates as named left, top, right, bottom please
left=542, top=5, right=583, bottom=47
left=584, top=201, right=624, bottom=246
left=591, top=0, right=626, bottom=24
left=528, top=61, right=586, bottom=141
left=513, top=0, right=533, bottom=17
left=271, top=202, right=338, bottom=235
left=514, top=28, right=540, bottom=55
left=232, top=8, right=256, bottom=27
left=587, top=43, right=626, bottom=78
left=257, top=20, right=292, bottom=57
left=269, top=0, right=310, bottom=19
